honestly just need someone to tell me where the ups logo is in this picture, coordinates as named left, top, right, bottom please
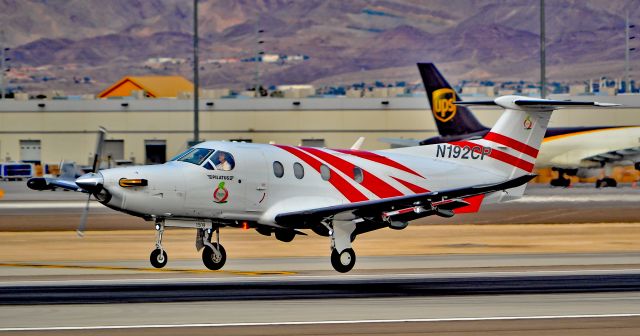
left=432, top=88, right=457, bottom=122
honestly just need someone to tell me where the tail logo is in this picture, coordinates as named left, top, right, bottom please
left=523, top=116, right=533, bottom=130
left=432, top=88, right=457, bottom=122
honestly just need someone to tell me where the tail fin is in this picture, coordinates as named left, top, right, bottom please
left=456, top=96, right=619, bottom=186
left=417, top=63, right=487, bottom=137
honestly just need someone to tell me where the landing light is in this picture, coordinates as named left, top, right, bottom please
left=119, top=178, right=148, bottom=188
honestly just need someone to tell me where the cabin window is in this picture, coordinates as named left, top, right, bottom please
left=211, top=151, right=235, bottom=171
left=273, top=161, right=284, bottom=178
left=353, top=166, right=364, bottom=183
left=178, top=148, right=213, bottom=165
left=320, top=164, right=331, bottom=181
left=293, top=162, right=304, bottom=179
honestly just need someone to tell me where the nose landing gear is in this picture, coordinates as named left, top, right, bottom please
left=150, top=222, right=167, bottom=268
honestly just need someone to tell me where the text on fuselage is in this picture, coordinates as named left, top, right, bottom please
left=436, top=144, right=492, bottom=160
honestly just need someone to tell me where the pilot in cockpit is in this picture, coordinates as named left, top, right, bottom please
left=216, top=152, right=232, bottom=171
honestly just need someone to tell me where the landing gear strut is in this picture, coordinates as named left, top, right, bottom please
left=201, top=228, right=227, bottom=270
left=329, top=220, right=357, bottom=273
left=596, top=177, right=617, bottom=188
left=150, top=222, right=167, bottom=268
left=550, top=168, right=571, bottom=187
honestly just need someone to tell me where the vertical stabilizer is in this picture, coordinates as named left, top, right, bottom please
left=418, top=63, right=487, bottom=137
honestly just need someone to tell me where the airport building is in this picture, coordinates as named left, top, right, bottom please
left=1, top=94, right=640, bottom=181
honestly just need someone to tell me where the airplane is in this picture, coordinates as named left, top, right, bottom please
left=26, top=95, right=617, bottom=272
left=381, top=63, right=640, bottom=188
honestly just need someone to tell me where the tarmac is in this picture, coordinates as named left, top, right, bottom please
left=1, top=181, right=640, bottom=335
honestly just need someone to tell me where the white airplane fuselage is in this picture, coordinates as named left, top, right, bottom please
left=99, top=141, right=508, bottom=226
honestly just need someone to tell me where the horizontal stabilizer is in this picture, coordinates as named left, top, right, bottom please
left=455, top=97, right=621, bottom=109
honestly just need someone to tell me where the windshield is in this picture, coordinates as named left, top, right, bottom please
left=177, top=148, right=214, bottom=165
left=169, top=148, right=194, bottom=161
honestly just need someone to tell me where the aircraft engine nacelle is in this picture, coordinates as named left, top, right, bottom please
left=275, top=229, right=296, bottom=242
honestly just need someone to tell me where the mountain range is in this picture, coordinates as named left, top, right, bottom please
left=1, top=0, right=638, bottom=94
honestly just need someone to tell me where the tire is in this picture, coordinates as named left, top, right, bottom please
left=202, top=244, right=227, bottom=270
left=150, top=249, right=167, bottom=268
left=603, top=177, right=618, bottom=188
left=330, top=248, right=356, bottom=273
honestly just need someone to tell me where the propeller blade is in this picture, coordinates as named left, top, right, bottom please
left=77, top=194, right=91, bottom=237
left=92, top=127, right=107, bottom=173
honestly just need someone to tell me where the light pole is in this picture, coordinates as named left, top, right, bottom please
left=540, top=0, right=546, bottom=98
left=255, top=25, right=264, bottom=97
left=193, top=0, right=200, bottom=143
left=625, top=11, right=636, bottom=93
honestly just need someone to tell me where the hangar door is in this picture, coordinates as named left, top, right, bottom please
left=103, top=140, right=124, bottom=166
left=20, top=140, right=41, bottom=164
left=145, top=140, right=166, bottom=164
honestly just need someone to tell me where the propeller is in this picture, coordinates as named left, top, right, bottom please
left=77, top=127, right=107, bottom=237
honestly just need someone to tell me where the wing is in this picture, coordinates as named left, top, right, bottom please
left=275, top=174, right=535, bottom=230
left=583, top=147, right=640, bottom=166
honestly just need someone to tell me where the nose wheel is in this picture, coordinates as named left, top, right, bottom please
left=331, top=248, right=356, bottom=273
left=150, top=248, right=168, bottom=268
left=150, top=222, right=167, bottom=269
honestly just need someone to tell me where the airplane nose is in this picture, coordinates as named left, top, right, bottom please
left=75, top=173, right=104, bottom=193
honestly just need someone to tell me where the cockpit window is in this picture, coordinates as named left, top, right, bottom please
left=211, top=151, right=235, bottom=171
left=169, top=148, right=194, bottom=161
left=178, top=148, right=214, bottom=165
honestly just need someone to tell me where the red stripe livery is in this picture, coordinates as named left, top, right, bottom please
left=300, top=147, right=404, bottom=199
left=333, top=149, right=424, bottom=178
left=275, top=145, right=369, bottom=203
left=450, top=141, right=534, bottom=173
left=484, top=132, right=539, bottom=158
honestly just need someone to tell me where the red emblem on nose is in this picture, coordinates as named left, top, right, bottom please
left=213, top=182, right=229, bottom=203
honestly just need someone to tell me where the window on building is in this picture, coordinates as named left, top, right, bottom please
left=293, top=162, right=304, bottom=179
left=229, top=138, right=253, bottom=143
left=273, top=161, right=284, bottom=178
left=320, top=164, right=331, bottom=181
left=301, top=139, right=325, bottom=147
left=145, top=140, right=166, bottom=164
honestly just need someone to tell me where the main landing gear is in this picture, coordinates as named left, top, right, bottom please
left=201, top=228, right=227, bottom=270
left=329, top=220, right=357, bottom=273
left=550, top=168, right=573, bottom=188
left=149, top=220, right=227, bottom=271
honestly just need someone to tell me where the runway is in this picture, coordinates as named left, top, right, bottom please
left=2, top=181, right=640, bottom=335
left=2, top=182, right=640, bottom=231
left=2, top=269, right=640, bottom=305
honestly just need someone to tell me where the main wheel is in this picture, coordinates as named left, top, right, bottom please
left=150, top=249, right=167, bottom=268
left=202, top=244, right=227, bottom=270
left=331, top=248, right=356, bottom=273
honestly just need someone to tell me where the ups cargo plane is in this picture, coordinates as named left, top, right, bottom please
left=27, top=96, right=617, bottom=272
left=382, top=63, right=640, bottom=188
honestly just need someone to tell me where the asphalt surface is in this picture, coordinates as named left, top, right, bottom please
left=1, top=293, right=639, bottom=335
left=2, top=269, right=640, bottom=305
left=2, top=181, right=640, bottom=335
left=2, top=182, right=640, bottom=231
